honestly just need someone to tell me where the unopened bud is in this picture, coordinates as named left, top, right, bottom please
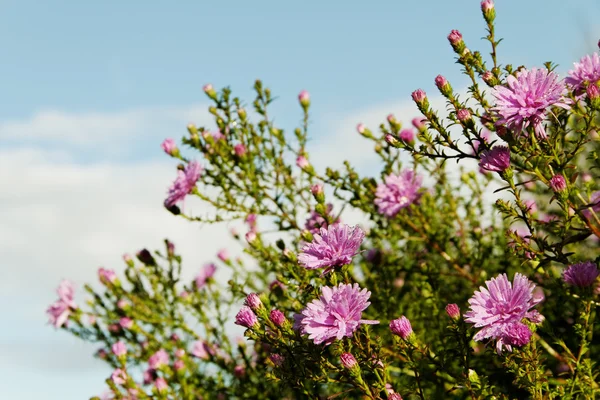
left=447, top=29, right=466, bottom=55
left=481, top=0, right=495, bottom=22
left=435, top=75, right=452, bottom=97
left=385, top=134, right=400, bottom=147
left=298, top=90, right=310, bottom=109
left=310, top=183, right=325, bottom=203
left=340, top=353, right=358, bottom=370
left=445, top=303, right=461, bottom=320
left=203, top=83, right=217, bottom=100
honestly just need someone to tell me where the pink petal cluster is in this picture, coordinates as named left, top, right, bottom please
left=563, top=261, right=600, bottom=287
left=195, top=263, right=217, bottom=289
left=46, top=280, right=77, bottom=328
left=566, top=53, right=600, bottom=92
left=297, top=283, right=379, bottom=345
left=464, top=273, right=543, bottom=354
left=235, top=305, right=258, bottom=328
left=98, top=267, right=117, bottom=284
left=491, top=68, right=570, bottom=139
left=164, top=161, right=203, bottom=208
left=298, top=224, right=365, bottom=274
left=375, top=170, right=422, bottom=217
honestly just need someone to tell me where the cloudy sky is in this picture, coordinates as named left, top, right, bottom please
left=1, top=0, right=599, bottom=398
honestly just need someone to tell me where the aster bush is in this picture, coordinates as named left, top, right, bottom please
left=49, top=2, right=600, bottom=399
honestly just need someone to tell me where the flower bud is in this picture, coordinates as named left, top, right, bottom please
left=310, top=183, right=325, bottom=203
left=412, top=117, right=426, bottom=131
left=203, top=83, right=217, bottom=100
left=98, top=267, right=117, bottom=285
left=456, top=109, right=472, bottom=123
left=122, top=253, right=133, bottom=267
left=175, top=348, right=185, bottom=358
left=237, top=108, right=247, bottom=120
left=269, top=309, right=287, bottom=327
left=399, top=129, right=415, bottom=144
left=411, top=89, right=427, bottom=105
left=174, top=360, right=185, bottom=371
left=481, top=0, right=495, bottom=22
left=155, top=377, right=168, bottom=392
left=385, top=134, right=400, bottom=147
left=587, top=84, right=600, bottom=109
left=445, top=303, right=461, bottom=320
left=234, top=365, right=245, bottom=378
left=119, top=317, right=134, bottom=329
left=296, top=155, right=309, bottom=169
left=217, top=249, right=229, bottom=262
left=435, top=75, right=452, bottom=97
left=481, top=70, right=497, bottom=86
left=111, top=368, right=127, bottom=385
left=298, top=90, right=310, bottom=109
left=112, top=341, right=127, bottom=357
left=234, top=143, right=247, bottom=157
left=549, top=174, right=567, bottom=193
left=390, top=316, right=413, bottom=340
left=269, top=353, right=285, bottom=366
left=161, top=138, right=180, bottom=157
left=244, top=293, right=263, bottom=311
left=386, top=113, right=397, bottom=124
left=447, top=29, right=466, bottom=54
left=388, top=394, right=403, bottom=400
left=245, top=231, right=257, bottom=244
left=340, top=353, right=358, bottom=370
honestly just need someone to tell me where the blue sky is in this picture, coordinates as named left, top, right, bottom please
left=1, top=0, right=599, bottom=398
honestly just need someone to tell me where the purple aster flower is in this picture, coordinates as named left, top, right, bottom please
left=563, top=261, right=600, bottom=287
left=244, top=293, right=263, bottom=311
left=305, top=203, right=338, bottom=234
left=299, top=283, right=379, bottom=345
left=195, top=263, right=217, bottom=289
left=161, top=138, right=178, bottom=156
left=464, top=273, right=543, bottom=354
left=479, top=146, right=510, bottom=172
left=298, top=224, right=365, bottom=274
left=566, top=53, right=600, bottom=92
left=491, top=68, right=570, bottom=139
left=46, top=280, right=77, bottom=328
left=164, top=161, right=203, bottom=208
left=235, top=305, right=258, bottom=328
left=375, top=170, right=422, bottom=217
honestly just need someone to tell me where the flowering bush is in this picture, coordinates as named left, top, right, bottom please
left=48, top=2, right=600, bottom=399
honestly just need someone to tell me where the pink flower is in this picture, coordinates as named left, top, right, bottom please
left=119, top=317, right=133, bottom=329
left=98, top=267, right=117, bottom=284
left=191, top=341, right=211, bottom=359
left=296, top=155, right=310, bottom=169
left=298, top=283, right=379, bottom=345
left=174, top=360, right=185, bottom=371
left=46, top=280, right=77, bottom=328
left=566, top=53, right=600, bottom=92
left=112, top=341, right=127, bottom=357
left=481, top=0, right=494, bottom=12
left=161, top=138, right=178, bottom=156
left=155, top=377, right=168, bottom=392
left=234, top=143, right=247, bottom=157
left=195, top=263, right=217, bottom=289
left=479, top=146, right=510, bottom=172
left=356, top=123, right=366, bottom=134
left=375, top=170, right=423, bottom=217
left=148, top=349, right=169, bottom=369
left=412, top=117, right=426, bottom=130
left=298, top=224, right=365, bottom=274
left=164, top=161, right=203, bottom=208
left=491, top=68, right=570, bottom=139
left=390, top=316, right=413, bottom=340
left=235, top=306, right=258, bottom=328
left=563, top=261, right=600, bottom=287
left=111, top=368, right=127, bottom=385
left=464, top=273, right=543, bottom=354
left=217, top=249, right=229, bottom=262
left=233, top=365, right=245, bottom=378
